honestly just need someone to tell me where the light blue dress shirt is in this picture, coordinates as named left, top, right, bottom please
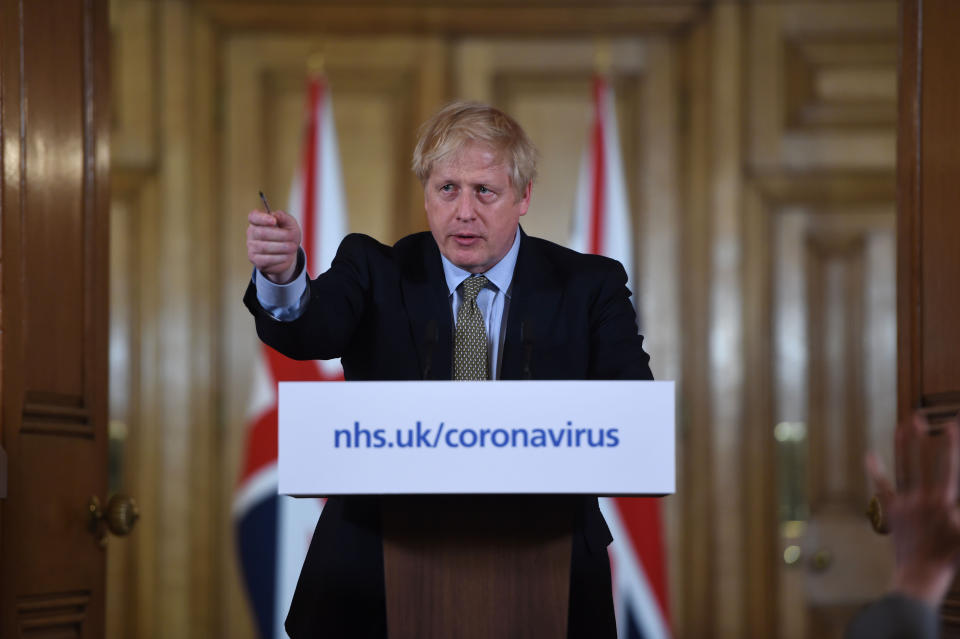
left=255, top=228, right=522, bottom=379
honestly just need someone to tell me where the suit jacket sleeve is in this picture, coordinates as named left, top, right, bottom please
left=587, top=259, right=653, bottom=381
left=243, top=233, right=374, bottom=361
left=845, top=594, right=939, bottom=639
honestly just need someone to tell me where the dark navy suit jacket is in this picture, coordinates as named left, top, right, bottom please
left=244, top=229, right=654, bottom=638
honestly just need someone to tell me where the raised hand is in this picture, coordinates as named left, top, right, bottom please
left=247, top=208, right=302, bottom=284
left=866, top=413, right=960, bottom=607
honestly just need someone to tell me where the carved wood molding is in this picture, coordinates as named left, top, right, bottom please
left=16, top=591, right=91, bottom=633
left=784, top=34, right=897, bottom=130
left=22, top=392, right=93, bottom=438
left=748, top=170, right=895, bottom=207
left=804, top=231, right=869, bottom=512
left=195, top=2, right=707, bottom=34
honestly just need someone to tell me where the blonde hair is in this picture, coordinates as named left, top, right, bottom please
left=412, top=101, right=538, bottom=200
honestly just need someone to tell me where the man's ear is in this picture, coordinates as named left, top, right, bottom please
left=517, top=180, right=532, bottom=216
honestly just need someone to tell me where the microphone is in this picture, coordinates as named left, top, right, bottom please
left=520, top=319, right=534, bottom=380
left=422, top=320, right=438, bottom=380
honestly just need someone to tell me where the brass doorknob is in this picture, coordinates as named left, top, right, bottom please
left=866, top=495, right=890, bottom=535
left=809, top=548, right=833, bottom=573
left=89, top=494, right=140, bottom=545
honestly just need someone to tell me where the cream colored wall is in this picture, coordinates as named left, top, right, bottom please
left=107, top=2, right=897, bottom=638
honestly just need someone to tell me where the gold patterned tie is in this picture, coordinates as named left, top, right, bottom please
left=453, top=275, right=489, bottom=380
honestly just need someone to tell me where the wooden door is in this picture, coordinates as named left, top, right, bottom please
left=899, top=0, right=960, bottom=634
left=0, top=1, right=111, bottom=637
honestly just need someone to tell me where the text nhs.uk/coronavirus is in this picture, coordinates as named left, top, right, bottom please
left=333, top=421, right=620, bottom=449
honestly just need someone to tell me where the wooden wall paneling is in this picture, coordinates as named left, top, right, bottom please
left=778, top=206, right=815, bottom=639
left=132, top=173, right=163, bottom=639
left=747, top=2, right=897, bottom=173
left=678, top=16, right=716, bottom=638
left=746, top=3, right=784, bottom=171
left=106, top=3, right=160, bottom=635
left=189, top=12, right=221, bottom=639
left=804, top=232, right=868, bottom=515
left=106, top=170, right=143, bottom=639
left=637, top=36, right=683, bottom=631
left=742, top=183, right=778, bottom=639
left=778, top=2, right=897, bottom=172
left=196, top=2, right=707, bottom=35
left=408, top=37, right=448, bottom=233
left=1, top=0, right=111, bottom=636
left=104, top=4, right=225, bottom=638
left=109, top=0, right=158, bottom=167
left=783, top=37, right=896, bottom=131
left=706, top=5, right=746, bottom=637
left=863, top=225, right=897, bottom=472
left=155, top=4, right=198, bottom=636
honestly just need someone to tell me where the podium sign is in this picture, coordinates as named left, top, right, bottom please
left=278, top=380, right=674, bottom=496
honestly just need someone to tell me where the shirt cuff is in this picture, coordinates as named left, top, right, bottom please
left=254, top=249, right=309, bottom=320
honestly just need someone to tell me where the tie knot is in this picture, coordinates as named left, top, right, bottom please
left=460, top=275, right=488, bottom=302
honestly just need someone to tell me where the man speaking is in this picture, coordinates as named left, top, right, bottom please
left=245, top=101, right=653, bottom=638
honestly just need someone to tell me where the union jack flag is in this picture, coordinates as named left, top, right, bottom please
left=570, top=74, right=672, bottom=639
left=233, top=73, right=346, bottom=639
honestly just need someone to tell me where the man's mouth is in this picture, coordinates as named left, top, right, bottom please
left=452, top=233, right=482, bottom=246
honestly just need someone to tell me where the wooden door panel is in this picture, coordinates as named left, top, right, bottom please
left=899, top=0, right=960, bottom=633
left=918, top=0, right=960, bottom=401
left=22, top=1, right=88, bottom=400
left=1, top=0, right=110, bottom=637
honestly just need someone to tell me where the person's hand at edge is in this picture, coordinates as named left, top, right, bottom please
left=866, top=413, right=960, bottom=608
left=247, top=209, right=302, bottom=284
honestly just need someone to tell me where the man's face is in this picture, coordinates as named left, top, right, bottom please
left=424, top=142, right=531, bottom=274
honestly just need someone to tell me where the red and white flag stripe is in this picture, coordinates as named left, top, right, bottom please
left=234, top=72, right=346, bottom=639
left=570, top=75, right=671, bottom=639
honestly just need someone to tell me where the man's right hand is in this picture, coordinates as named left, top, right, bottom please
left=247, top=209, right=302, bottom=284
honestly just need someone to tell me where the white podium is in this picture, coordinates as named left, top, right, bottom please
left=278, top=380, right=674, bottom=496
left=278, top=379, right=675, bottom=638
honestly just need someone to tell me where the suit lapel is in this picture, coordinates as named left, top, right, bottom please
left=501, top=230, right=561, bottom=380
left=399, top=235, right=453, bottom=380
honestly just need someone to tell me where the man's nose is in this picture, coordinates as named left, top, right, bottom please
left=455, top=194, right=477, bottom=221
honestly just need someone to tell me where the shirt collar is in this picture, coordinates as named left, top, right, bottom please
left=440, top=227, right=521, bottom=298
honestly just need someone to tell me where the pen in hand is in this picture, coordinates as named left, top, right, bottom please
left=259, top=190, right=273, bottom=216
